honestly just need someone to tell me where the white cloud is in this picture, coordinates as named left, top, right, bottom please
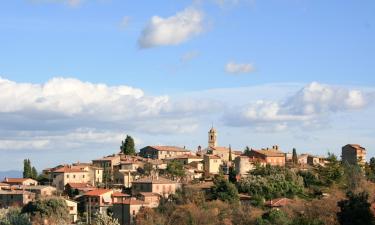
left=119, top=16, right=131, bottom=30
left=138, top=8, right=204, bottom=48
left=225, top=62, right=255, bottom=74
left=223, top=82, right=371, bottom=130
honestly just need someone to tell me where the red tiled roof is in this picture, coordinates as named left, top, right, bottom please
left=205, top=155, right=221, bottom=159
left=116, top=198, right=146, bottom=205
left=252, top=149, right=285, bottom=157
left=3, top=178, right=35, bottom=183
left=346, top=144, right=365, bottom=150
left=53, top=166, right=86, bottom=173
left=148, top=146, right=190, bottom=152
left=67, top=183, right=93, bottom=189
left=84, top=189, right=112, bottom=196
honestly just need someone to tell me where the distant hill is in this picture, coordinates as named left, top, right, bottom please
left=0, top=170, right=22, bottom=181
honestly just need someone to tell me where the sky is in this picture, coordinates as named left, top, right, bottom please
left=0, top=0, right=374, bottom=171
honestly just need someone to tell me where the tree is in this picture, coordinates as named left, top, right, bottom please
left=365, top=157, right=375, bottom=182
left=244, top=146, right=251, bottom=156
left=91, top=213, right=119, bottom=225
left=23, top=159, right=32, bottom=179
left=22, top=198, right=70, bottom=225
left=292, top=148, right=298, bottom=165
left=337, top=191, right=374, bottom=225
left=211, top=175, right=239, bottom=203
left=256, top=209, right=290, bottom=225
left=0, top=208, right=31, bottom=225
left=120, top=135, right=135, bottom=155
left=166, top=161, right=185, bottom=180
left=31, top=167, right=38, bottom=180
left=228, top=166, right=237, bottom=183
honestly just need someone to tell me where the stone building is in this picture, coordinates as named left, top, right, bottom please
left=139, top=146, right=191, bottom=160
left=342, top=144, right=366, bottom=165
left=246, top=146, right=285, bottom=166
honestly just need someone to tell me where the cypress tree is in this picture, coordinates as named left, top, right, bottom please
left=292, top=148, right=298, bottom=165
left=31, top=167, right=38, bottom=180
left=23, top=159, right=32, bottom=178
left=120, top=135, right=135, bottom=155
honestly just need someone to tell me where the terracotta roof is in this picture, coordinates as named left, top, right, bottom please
left=67, top=183, right=93, bottom=189
left=132, top=176, right=176, bottom=184
left=3, top=178, right=35, bottom=183
left=0, top=182, right=10, bottom=186
left=165, top=154, right=202, bottom=160
left=116, top=198, right=146, bottom=205
left=112, top=192, right=130, bottom=197
left=252, top=149, right=285, bottom=157
left=147, top=146, right=190, bottom=152
left=233, top=151, right=243, bottom=155
left=205, top=155, right=221, bottom=159
left=84, top=189, right=112, bottom=196
left=53, top=166, right=86, bottom=173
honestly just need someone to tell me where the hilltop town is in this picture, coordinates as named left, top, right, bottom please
left=0, top=127, right=374, bottom=225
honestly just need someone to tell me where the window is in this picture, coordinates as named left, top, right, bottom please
left=83, top=175, right=85, bottom=178
left=133, top=210, right=135, bottom=215
left=66, top=175, right=69, bottom=178
left=73, top=175, right=76, bottom=178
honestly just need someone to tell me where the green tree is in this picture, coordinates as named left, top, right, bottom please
left=244, top=146, right=251, bottom=156
left=292, top=148, right=298, bottom=165
left=337, top=191, right=375, bottom=225
left=211, top=175, right=239, bottom=203
left=91, top=213, right=120, bottom=225
left=21, top=198, right=70, bottom=224
left=317, top=153, right=344, bottom=186
left=228, top=166, right=237, bottom=183
left=0, top=208, right=31, bottom=225
left=31, top=167, right=38, bottom=180
left=365, top=157, right=375, bottom=182
left=166, top=161, right=185, bottom=180
left=256, top=209, right=290, bottom=225
left=23, top=159, right=32, bottom=179
left=120, top=135, right=135, bottom=155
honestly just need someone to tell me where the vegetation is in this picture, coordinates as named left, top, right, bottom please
left=337, top=191, right=375, bottom=225
left=120, top=135, right=136, bottom=155
left=21, top=198, right=70, bottom=225
left=211, top=175, right=239, bottom=203
left=237, top=165, right=304, bottom=200
left=23, top=159, right=38, bottom=180
left=166, top=160, right=185, bottom=180
left=292, top=148, right=298, bottom=165
left=0, top=208, right=31, bottom=225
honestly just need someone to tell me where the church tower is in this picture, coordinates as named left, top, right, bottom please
left=208, top=126, right=217, bottom=148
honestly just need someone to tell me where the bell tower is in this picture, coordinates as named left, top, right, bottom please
left=208, top=126, right=217, bottom=148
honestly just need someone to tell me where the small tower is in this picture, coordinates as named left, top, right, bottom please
left=208, top=126, right=217, bottom=148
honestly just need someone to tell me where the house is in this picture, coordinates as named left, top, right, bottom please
left=203, top=154, right=222, bottom=176
left=137, top=192, right=160, bottom=208
left=164, top=154, right=203, bottom=165
left=65, top=183, right=95, bottom=196
left=298, top=154, right=310, bottom=165
left=207, top=146, right=242, bottom=162
left=112, top=198, right=148, bottom=225
left=92, top=154, right=121, bottom=184
left=113, top=170, right=136, bottom=188
left=3, top=178, right=38, bottom=186
left=65, top=199, right=78, bottom=223
left=19, top=185, right=56, bottom=198
left=51, top=166, right=91, bottom=191
left=234, top=156, right=266, bottom=177
left=139, top=146, right=191, bottom=160
left=0, top=183, right=10, bottom=190
left=246, top=146, right=285, bottom=166
left=0, top=190, right=35, bottom=207
left=112, top=192, right=131, bottom=204
left=83, top=189, right=114, bottom=215
left=131, top=176, right=179, bottom=197
left=342, top=144, right=366, bottom=165
left=307, top=155, right=327, bottom=167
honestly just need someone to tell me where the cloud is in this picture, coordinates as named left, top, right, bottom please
left=119, top=16, right=131, bottom=30
left=29, top=0, right=84, bottom=7
left=0, top=77, right=219, bottom=133
left=225, top=62, right=255, bottom=74
left=223, top=82, right=371, bottom=130
left=138, top=8, right=204, bottom=48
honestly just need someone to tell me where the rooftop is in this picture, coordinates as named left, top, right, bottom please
left=84, top=189, right=112, bottom=196
left=145, top=146, right=191, bottom=152
left=132, top=176, right=176, bottom=184
left=3, top=178, right=36, bottom=183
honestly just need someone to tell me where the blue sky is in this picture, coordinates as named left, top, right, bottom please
left=0, top=0, right=374, bottom=171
